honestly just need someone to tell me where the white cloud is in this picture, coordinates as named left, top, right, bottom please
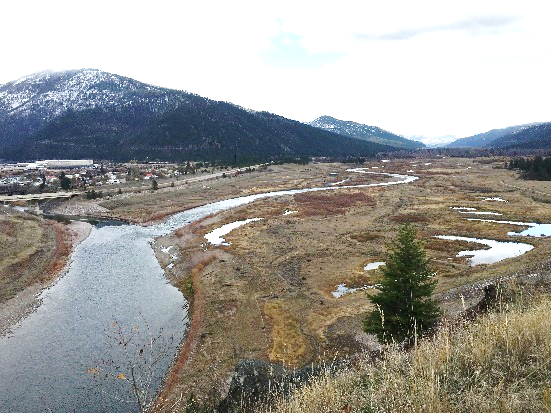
left=1, top=0, right=550, bottom=138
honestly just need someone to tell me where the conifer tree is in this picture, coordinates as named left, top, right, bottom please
left=363, top=223, right=440, bottom=345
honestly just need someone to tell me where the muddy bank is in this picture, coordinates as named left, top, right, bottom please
left=0, top=220, right=92, bottom=336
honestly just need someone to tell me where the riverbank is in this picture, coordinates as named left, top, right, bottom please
left=4, top=158, right=549, bottom=410
left=144, top=158, right=551, bottom=410
left=0, top=218, right=92, bottom=336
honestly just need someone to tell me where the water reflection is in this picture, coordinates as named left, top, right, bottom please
left=434, top=235, right=534, bottom=266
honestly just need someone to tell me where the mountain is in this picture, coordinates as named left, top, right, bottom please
left=308, top=116, right=424, bottom=150
left=0, top=69, right=395, bottom=162
left=445, top=123, right=544, bottom=148
left=406, top=134, right=456, bottom=148
left=488, top=122, right=551, bottom=149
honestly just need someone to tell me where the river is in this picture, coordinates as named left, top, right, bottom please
left=0, top=170, right=440, bottom=412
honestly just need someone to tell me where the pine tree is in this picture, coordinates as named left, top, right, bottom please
left=59, top=172, right=72, bottom=191
left=363, top=223, right=440, bottom=345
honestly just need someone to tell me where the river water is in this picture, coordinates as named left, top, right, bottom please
left=0, top=170, right=419, bottom=412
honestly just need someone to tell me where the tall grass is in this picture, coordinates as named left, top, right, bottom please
left=270, top=295, right=551, bottom=413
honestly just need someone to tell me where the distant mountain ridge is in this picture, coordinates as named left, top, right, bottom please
left=0, top=69, right=395, bottom=162
left=488, top=122, right=551, bottom=149
left=308, top=116, right=424, bottom=150
left=406, top=134, right=456, bottom=148
left=445, top=123, right=545, bottom=148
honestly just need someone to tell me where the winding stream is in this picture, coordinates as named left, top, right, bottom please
left=0, top=170, right=418, bottom=412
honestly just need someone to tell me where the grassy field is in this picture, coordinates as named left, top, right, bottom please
left=0, top=208, right=71, bottom=304
left=42, top=157, right=551, bottom=409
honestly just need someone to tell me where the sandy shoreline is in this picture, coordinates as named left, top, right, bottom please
left=0, top=220, right=93, bottom=337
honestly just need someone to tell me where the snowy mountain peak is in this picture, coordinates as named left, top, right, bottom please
left=309, top=116, right=424, bottom=150
left=0, top=68, right=184, bottom=125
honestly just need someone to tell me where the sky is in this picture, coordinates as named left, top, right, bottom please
left=1, top=0, right=550, bottom=140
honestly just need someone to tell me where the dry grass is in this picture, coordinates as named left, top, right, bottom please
left=0, top=211, right=71, bottom=303
left=391, top=212, right=430, bottom=223
left=270, top=292, right=551, bottom=413
left=153, top=157, right=551, bottom=409
left=265, top=300, right=311, bottom=367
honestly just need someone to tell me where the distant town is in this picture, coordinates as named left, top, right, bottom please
left=0, top=159, right=260, bottom=198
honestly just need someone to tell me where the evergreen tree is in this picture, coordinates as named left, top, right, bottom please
left=363, top=223, right=440, bottom=345
left=59, top=172, right=72, bottom=191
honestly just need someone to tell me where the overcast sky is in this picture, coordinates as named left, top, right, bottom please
left=1, top=0, right=550, bottom=139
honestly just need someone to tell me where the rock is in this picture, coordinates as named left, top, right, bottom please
left=217, top=359, right=326, bottom=413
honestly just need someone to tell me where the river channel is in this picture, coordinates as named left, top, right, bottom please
left=14, top=169, right=530, bottom=411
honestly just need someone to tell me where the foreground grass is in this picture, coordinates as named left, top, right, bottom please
left=269, top=293, right=551, bottom=413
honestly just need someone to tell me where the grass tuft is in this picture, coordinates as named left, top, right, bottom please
left=269, top=294, right=551, bottom=413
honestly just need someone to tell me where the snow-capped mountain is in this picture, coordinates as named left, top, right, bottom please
left=0, top=69, right=187, bottom=134
left=445, top=123, right=546, bottom=148
left=0, top=69, right=394, bottom=161
left=406, top=134, right=457, bottom=148
left=309, top=116, right=424, bottom=150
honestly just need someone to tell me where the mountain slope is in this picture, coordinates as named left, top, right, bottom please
left=309, top=116, right=424, bottom=150
left=445, top=123, right=544, bottom=148
left=487, top=122, right=551, bottom=149
left=0, top=70, right=394, bottom=162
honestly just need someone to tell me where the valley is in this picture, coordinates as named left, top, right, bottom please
left=44, top=156, right=551, bottom=408
left=1, top=156, right=551, bottom=411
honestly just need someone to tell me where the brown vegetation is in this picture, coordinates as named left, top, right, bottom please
left=150, top=157, right=551, bottom=409
left=10, top=158, right=550, bottom=410
left=270, top=281, right=551, bottom=413
left=293, top=192, right=376, bottom=217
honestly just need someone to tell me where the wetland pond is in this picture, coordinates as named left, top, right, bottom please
left=0, top=170, right=418, bottom=412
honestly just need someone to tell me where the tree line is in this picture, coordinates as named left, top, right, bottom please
left=508, top=156, right=551, bottom=180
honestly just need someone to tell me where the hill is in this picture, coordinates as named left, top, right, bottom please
left=446, top=123, right=544, bottom=148
left=309, top=116, right=424, bottom=150
left=488, top=121, right=551, bottom=149
left=0, top=70, right=394, bottom=162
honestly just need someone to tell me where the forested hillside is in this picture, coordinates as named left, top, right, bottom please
left=0, top=69, right=395, bottom=162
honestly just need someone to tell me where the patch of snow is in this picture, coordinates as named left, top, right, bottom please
left=332, top=283, right=379, bottom=298
left=484, top=197, right=507, bottom=202
left=332, top=284, right=360, bottom=298
left=283, top=210, right=298, bottom=216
